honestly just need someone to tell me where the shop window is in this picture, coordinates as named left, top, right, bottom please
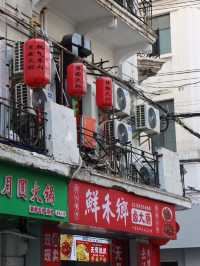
left=152, top=14, right=171, bottom=55
left=152, top=99, right=176, bottom=152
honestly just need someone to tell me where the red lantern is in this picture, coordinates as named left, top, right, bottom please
left=67, top=63, right=87, bottom=97
left=24, top=38, right=51, bottom=88
left=96, top=77, right=113, bottom=109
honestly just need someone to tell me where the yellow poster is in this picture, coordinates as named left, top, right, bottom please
left=60, top=235, right=73, bottom=260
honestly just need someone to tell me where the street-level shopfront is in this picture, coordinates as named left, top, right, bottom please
left=54, top=180, right=178, bottom=266
left=0, top=161, right=68, bottom=266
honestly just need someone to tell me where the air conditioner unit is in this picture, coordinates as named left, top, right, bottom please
left=13, top=41, right=24, bottom=75
left=45, top=102, right=79, bottom=165
left=158, top=147, right=183, bottom=196
left=14, top=83, right=33, bottom=112
left=113, top=83, right=131, bottom=116
left=103, top=120, right=132, bottom=146
left=136, top=103, right=160, bottom=134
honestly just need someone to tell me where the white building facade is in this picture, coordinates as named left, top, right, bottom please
left=0, top=0, right=192, bottom=266
left=142, top=0, right=200, bottom=265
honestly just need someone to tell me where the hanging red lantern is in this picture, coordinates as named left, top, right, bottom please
left=24, top=38, right=51, bottom=88
left=96, top=77, right=113, bottom=109
left=67, top=63, right=87, bottom=97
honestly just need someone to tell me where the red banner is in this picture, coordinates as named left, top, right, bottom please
left=69, top=180, right=177, bottom=239
left=138, top=243, right=160, bottom=266
left=43, top=226, right=60, bottom=266
left=112, top=240, right=128, bottom=266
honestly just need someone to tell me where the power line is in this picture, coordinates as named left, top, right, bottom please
left=149, top=69, right=200, bottom=77
left=143, top=79, right=200, bottom=89
left=143, top=76, right=200, bottom=85
left=152, top=0, right=198, bottom=7
left=152, top=1, right=200, bottom=11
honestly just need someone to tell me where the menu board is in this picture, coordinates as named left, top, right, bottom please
left=60, top=235, right=110, bottom=263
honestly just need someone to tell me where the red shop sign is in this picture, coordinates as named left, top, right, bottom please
left=43, top=226, right=60, bottom=266
left=69, top=181, right=177, bottom=239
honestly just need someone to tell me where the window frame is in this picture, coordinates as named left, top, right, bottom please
left=152, top=13, right=171, bottom=56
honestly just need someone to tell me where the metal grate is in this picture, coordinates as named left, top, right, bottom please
left=15, top=83, right=32, bottom=111
left=0, top=99, right=45, bottom=153
left=114, top=0, right=152, bottom=26
left=13, top=41, right=24, bottom=74
left=136, top=104, right=145, bottom=128
left=79, top=126, right=159, bottom=187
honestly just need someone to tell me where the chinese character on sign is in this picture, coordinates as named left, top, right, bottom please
left=131, top=208, right=152, bottom=227
left=102, top=193, right=115, bottom=224
left=116, top=198, right=129, bottom=226
left=85, top=189, right=100, bottom=223
left=52, top=233, right=59, bottom=247
left=44, top=248, right=51, bottom=262
left=17, top=179, right=28, bottom=200
left=30, top=182, right=43, bottom=203
left=43, top=184, right=55, bottom=206
left=139, top=212, right=145, bottom=224
left=1, top=176, right=12, bottom=198
left=52, top=249, right=59, bottom=262
left=132, top=210, right=139, bottom=223
left=44, top=233, right=51, bottom=247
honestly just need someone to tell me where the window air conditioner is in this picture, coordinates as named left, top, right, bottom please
left=103, top=120, right=132, bottom=146
left=113, top=83, right=131, bottom=116
left=136, top=103, right=160, bottom=134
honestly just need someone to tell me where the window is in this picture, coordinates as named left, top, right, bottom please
left=152, top=100, right=176, bottom=152
left=152, top=14, right=171, bottom=55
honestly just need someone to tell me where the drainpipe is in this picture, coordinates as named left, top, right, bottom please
left=40, top=7, right=48, bottom=36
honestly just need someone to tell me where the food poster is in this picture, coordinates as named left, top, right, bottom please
left=60, top=235, right=76, bottom=260
left=60, top=235, right=110, bottom=263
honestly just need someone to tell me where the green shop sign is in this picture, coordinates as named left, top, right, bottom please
left=0, top=162, right=68, bottom=222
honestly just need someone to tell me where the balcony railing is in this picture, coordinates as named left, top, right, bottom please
left=78, top=126, right=159, bottom=187
left=0, top=99, right=46, bottom=153
left=114, top=0, right=152, bottom=25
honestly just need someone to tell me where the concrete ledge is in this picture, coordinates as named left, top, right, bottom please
left=75, top=169, right=192, bottom=210
left=0, top=143, right=71, bottom=178
left=0, top=143, right=191, bottom=209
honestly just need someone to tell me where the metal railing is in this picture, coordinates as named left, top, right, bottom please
left=0, top=99, right=46, bottom=153
left=114, top=0, right=152, bottom=26
left=78, top=126, right=159, bottom=187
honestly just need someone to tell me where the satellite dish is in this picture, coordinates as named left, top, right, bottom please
left=117, top=123, right=128, bottom=144
left=148, top=107, right=157, bottom=129
left=117, top=87, right=126, bottom=111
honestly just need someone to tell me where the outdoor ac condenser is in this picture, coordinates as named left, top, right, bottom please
left=158, top=147, right=183, bottom=196
left=45, top=102, right=80, bottom=165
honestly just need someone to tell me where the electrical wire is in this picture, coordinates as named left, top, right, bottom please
left=143, top=79, right=200, bottom=89
left=143, top=76, right=200, bottom=85
left=152, top=1, right=200, bottom=11
left=145, top=69, right=200, bottom=77
left=1, top=5, right=200, bottom=140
